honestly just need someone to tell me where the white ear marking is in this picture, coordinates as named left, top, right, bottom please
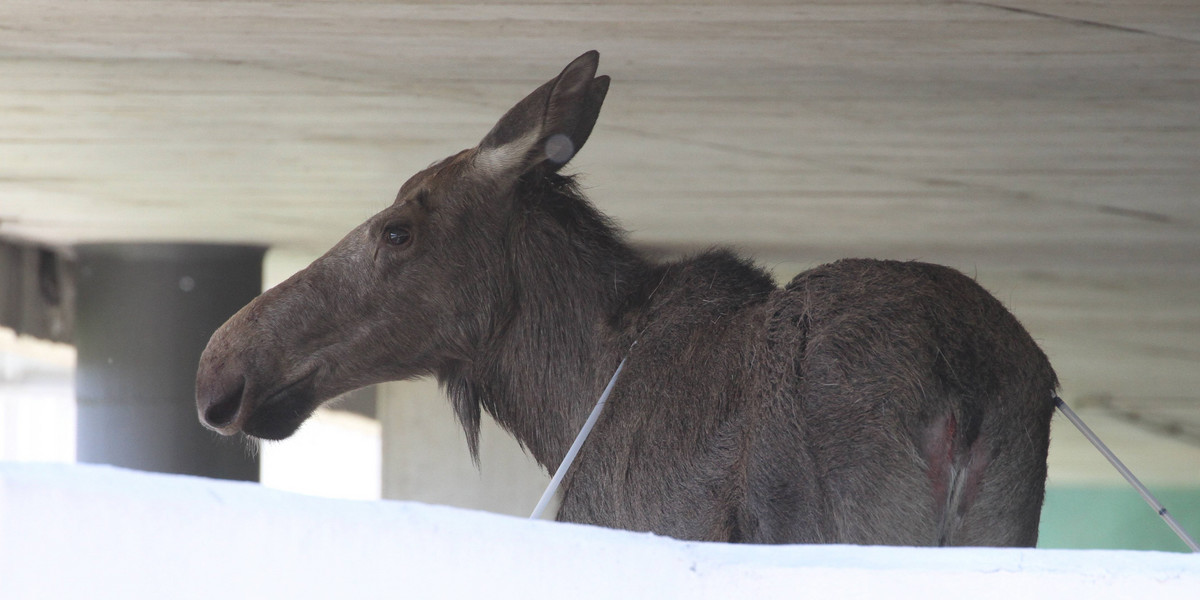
left=474, top=129, right=540, bottom=178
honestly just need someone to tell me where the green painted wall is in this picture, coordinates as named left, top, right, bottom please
left=1039, top=486, right=1200, bottom=552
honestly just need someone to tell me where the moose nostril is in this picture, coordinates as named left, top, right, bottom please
left=203, top=388, right=243, bottom=428
left=198, top=373, right=246, bottom=430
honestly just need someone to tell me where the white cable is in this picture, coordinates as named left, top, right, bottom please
left=529, top=355, right=629, bottom=520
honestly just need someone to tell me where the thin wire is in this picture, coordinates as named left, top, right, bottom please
left=529, top=353, right=630, bottom=520
left=1055, top=396, right=1200, bottom=552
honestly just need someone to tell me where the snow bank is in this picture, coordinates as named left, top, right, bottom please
left=2, top=462, right=1196, bottom=599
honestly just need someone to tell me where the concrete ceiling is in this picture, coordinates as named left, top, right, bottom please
left=2, top=1, right=1198, bottom=486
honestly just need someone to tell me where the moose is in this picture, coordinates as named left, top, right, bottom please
left=196, top=51, right=1058, bottom=546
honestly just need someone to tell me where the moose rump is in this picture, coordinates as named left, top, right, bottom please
left=734, top=259, right=1057, bottom=545
left=195, top=50, right=1057, bottom=547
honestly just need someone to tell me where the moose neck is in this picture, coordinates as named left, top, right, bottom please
left=440, top=174, right=653, bottom=470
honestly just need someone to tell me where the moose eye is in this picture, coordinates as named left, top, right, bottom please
left=383, top=225, right=411, bottom=247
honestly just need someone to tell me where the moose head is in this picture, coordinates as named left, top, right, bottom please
left=196, top=51, right=615, bottom=444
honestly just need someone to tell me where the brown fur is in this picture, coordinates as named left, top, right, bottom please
left=196, top=51, right=1057, bottom=546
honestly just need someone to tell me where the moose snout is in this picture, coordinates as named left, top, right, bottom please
left=196, top=358, right=249, bottom=435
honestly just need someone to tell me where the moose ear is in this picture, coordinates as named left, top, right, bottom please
left=475, top=50, right=610, bottom=177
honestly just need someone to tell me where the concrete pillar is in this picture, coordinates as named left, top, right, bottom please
left=378, top=378, right=550, bottom=517
left=74, top=243, right=265, bottom=481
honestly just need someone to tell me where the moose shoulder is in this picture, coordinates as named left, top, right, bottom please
left=196, top=51, right=1057, bottom=546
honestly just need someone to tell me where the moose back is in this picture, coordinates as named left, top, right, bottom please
left=196, top=51, right=1057, bottom=546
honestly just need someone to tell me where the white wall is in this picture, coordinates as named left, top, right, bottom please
left=378, top=378, right=551, bottom=517
left=0, top=328, right=75, bottom=463
left=2, top=462, right=1197, bottom=600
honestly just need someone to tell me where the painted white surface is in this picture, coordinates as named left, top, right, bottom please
left=2, top=462, right=1196, bottom=599
left=378, top=379, right=549, bottom=516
